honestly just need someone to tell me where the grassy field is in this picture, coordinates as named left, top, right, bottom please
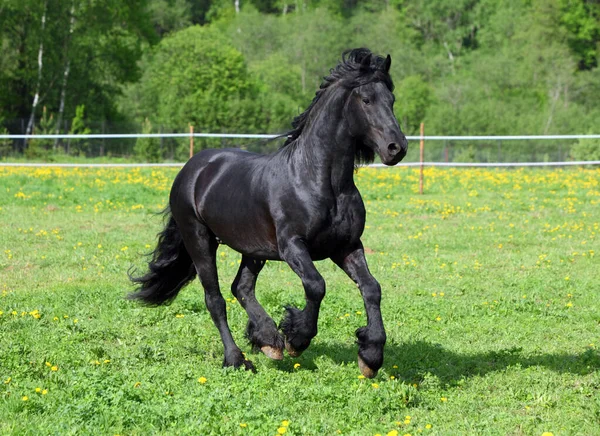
left=0, top=165, right=598, bottom=435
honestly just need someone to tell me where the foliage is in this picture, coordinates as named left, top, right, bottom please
left=1, top=166, right=599, bottom=433
left=452, top=145, right=477, bottom=163
left=395, top=76, right=432, bottom=135
left=134, top=118, right=162, bottom=162
left=127, top=25, right=269, bottom=152
left=570, top=131, right=600, bottom=161
left=0, top=128, right=11, bottom=158
left=67, top=105, right=90, bottom=156
left=1, top=0, right=600, bottom=160
left=25, top=107, right=55, bottom=160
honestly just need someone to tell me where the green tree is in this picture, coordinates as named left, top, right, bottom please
left=125, top=25, right=269, bottom=155
left=395, top=75, right=432, bottom=135
left=134, top=118, right=162, bottom=162
left=25, top=106, right=55, bottom=160
left=571, top=131, right=600, bottom=161
left=68, top=105, right=91, bottom=156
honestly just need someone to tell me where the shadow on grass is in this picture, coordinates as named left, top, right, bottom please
left=287, top=340, right=600, bottom=386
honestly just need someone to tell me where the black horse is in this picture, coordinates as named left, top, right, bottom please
left=129, top=48, right=408, bottom=378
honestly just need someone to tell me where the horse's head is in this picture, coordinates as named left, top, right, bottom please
left=344, top=53, right=408, bottom=166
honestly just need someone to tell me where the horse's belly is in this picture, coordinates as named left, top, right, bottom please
left=200, top=197, right=280, bottom=260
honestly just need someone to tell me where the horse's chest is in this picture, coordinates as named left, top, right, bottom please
left=309, top=198, right=365, bottom=256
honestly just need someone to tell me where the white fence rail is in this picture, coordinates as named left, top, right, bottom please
left=1, top=133, right=599, bottom=167
left=2, top=133, right=600, bottom=140
left=1, top=161, right=600, bottom=168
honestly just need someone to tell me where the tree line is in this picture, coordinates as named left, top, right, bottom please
left=1, top=0, right=599, bottom=161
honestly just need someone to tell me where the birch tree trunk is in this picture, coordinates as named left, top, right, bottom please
left=234, top=0, right=240, bottom=14
left=25, top=1, right=48, bottom=146
left=54, top=2, right=76, bottom=150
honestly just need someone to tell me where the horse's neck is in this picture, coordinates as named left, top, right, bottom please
left=292, top=86, right=357, bottom=190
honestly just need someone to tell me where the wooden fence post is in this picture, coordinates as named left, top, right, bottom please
left=419, top=122, right=424, bottom=195
left=189, top=125, right=194, bottom=159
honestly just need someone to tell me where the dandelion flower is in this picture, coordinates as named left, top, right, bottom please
left=198, top=377, right=207, bottom=384
left=387, top=431, right=399, bottom=436
left=42, top=389, right=48, bottom=395
left=541, top=433, right=554, bottom=436
left=293, top=363, right=300, bottom=369
left=281, top=420, right=289, bottom=427
left=277, top=427, right=287, bottom=434
left=22, top=396, right=28, bottom=401
left=425, top=424, right=432, bottom=429
left=35, top=387, right=41, bottom=393
left=240, top=423, right=248, bottom=428
left=51, top=366, right=58, bottom=371
left=441, top=397, right=447, bottom=402
left=372, top=383, right=379, bottom=389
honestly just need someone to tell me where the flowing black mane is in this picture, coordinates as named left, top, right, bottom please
left=283, top=48, right=394, bottom=149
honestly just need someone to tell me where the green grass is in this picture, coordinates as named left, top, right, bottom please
left=1, top=165, right=599, bottom=435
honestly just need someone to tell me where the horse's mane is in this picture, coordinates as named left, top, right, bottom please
left=282, top=48, right=394, bottom=164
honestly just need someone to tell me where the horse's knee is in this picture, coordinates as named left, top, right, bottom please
left=204, top=292, right=226, bottom=315
left=360, top=279, right=381, bottom=306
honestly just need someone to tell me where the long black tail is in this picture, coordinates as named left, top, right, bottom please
left=128, top=210, right=196, bottom=305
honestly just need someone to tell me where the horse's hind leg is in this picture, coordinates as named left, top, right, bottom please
left=232, top=256, right=284, bottom=360
left=178, top=219, right=254, bottom=371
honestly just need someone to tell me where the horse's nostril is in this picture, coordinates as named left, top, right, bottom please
left=388, top=143, right=400, bottom=154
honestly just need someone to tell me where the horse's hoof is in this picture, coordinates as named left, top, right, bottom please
left=358, top=355, right=378, bottom=378
left=261, top=345, right=283, bottom=360
left=285, top=340, right=302, bottom=358
left=243, top=359, right=257, bottom=373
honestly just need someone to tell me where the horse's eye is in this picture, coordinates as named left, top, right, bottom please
left=362, top=98, right=371, bottom=105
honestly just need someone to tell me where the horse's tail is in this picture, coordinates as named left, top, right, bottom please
left=128, top=210, right=196, bottom=305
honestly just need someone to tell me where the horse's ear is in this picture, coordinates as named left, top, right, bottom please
left=382, top=55, right=391, bottom=73
left=360, top=53, right=372, bottom=72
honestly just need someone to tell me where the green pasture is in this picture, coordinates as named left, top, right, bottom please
left=0, top=165, right=598, bottom=435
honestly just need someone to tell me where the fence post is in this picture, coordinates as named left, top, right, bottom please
left=189, top=125, right=194, bottom=159
left=419, top=122, right=424, bottom=195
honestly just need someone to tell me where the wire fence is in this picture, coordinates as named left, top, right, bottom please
left=1, top=132, right=599, bottom=166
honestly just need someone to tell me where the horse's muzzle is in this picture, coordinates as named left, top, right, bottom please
left=382, top=136, right=408, bottom=165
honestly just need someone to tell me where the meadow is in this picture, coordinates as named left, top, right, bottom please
left=0, top=165, right=598, bottom=435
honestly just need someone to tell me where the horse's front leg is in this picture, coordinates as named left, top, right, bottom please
left=278, top=237, right=325, bottom=357
left=333, top=243, right=386, bottom=378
